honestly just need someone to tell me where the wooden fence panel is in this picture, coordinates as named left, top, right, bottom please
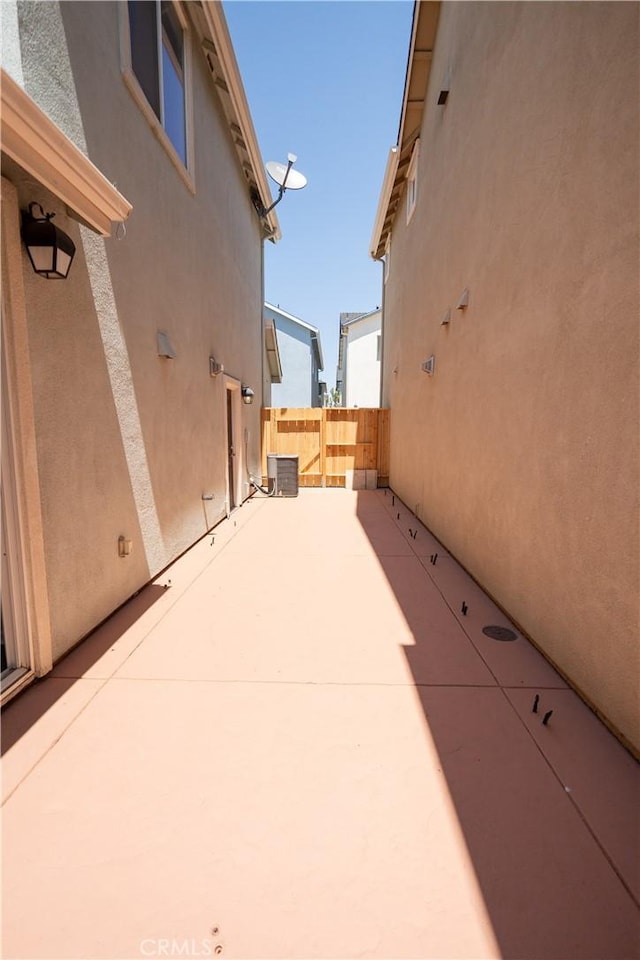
left=262, top=408, right=390, bottom=488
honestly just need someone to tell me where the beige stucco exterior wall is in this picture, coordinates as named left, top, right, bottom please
left=382, top=2, right=639, bottom=749
left=3, top=1, right=265, bottom=662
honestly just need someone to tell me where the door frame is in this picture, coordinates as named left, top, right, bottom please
left=1, top=177, right=53, bottom=704
left=223, top=375, right=243, bottom=515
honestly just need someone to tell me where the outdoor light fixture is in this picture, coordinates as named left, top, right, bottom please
left=21, top=202, right=76, bottom=279
left=241, top=385, right=255, bottom=405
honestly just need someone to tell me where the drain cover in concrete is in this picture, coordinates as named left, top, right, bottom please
left=482, top=625, right=517, bottom=642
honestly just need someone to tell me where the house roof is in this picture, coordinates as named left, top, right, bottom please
left=340, top=308, right=381, bottom=330
left=369, top=1, right=441, bottom=260
left=264, top=302, right=324, bottom=371
left=197, top=3, right=281, bottom=243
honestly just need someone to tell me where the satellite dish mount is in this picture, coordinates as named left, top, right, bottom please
left=257, top=153, right=307, bottom=218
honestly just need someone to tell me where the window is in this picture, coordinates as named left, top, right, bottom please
left=406, top=139, right=419, bottom=223
left=127, top=1, right=187, bottom=166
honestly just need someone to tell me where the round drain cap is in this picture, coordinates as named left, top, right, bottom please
left=482, top=625, right=517, bottom=642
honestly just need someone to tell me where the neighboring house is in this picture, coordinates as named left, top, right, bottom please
left=370, top=2, right=639, bottom=752
left=264, top=302, right=324, bottom=407
left=0, top=0, right=280, bottom=700
left=336, top=308, right=382, bottom=407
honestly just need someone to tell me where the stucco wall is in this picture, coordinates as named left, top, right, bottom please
left=382, top=2, right=639, bottom=749
left=266, top=310, right=314, bottom=407
left=5, top=1, right=265, bottom=661
left=345, top=312, right=382, bottom=407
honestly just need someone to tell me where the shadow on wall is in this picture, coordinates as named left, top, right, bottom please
left=1, top=584, right=167, bottom=756
left=355, top=490, right=640, bottom=960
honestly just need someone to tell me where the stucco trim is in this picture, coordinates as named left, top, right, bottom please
left=0, top=69, right=132, bottom=237
left=199, top=3, right=281, bottom=242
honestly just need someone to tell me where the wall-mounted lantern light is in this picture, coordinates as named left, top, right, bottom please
left=241, top=385, right=255, bottom=405
left=21, top=202, right=76, bottom=279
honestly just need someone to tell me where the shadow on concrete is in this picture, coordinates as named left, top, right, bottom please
left=1, top=584, right=167, bottom=755
left=356, top=490, right=640, bottom=960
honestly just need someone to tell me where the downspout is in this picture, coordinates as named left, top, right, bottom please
left=378, top=259, right=386, bottom=407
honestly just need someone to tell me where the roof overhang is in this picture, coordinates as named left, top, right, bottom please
left=264, top=317, right=282, bottom=382
left=311, top=331, right=324, bottom=372
left=198, top=3, right=281, bottom=243
left=370, top=1, right=441, bottom=260
left=0, top=68, right=132, bottom=236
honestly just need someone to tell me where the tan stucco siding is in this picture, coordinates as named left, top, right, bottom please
left=7, top=1, right=265, bottom=660
left=382, top=3, right=639, bottom=748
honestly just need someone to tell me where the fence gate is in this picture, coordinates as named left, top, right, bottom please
left=261, top=408, right=390, bottom=488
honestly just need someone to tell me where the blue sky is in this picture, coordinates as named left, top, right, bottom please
left=224, top=0, right=413, bottom=388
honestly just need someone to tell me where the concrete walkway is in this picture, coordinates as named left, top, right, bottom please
left=2, top=489, right=639, bottom=960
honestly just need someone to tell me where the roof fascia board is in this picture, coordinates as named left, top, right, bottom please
left=311, top=332, right=324, bottom=372
left=200, top=3, right=281, bottom=242
left=264, top=318, right=283, bottom=382
left=0, top=68, right=132, bottom=236
left=369, top=146, right=400, bottom=258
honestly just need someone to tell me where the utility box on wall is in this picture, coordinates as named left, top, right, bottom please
left=267, top=454, right=299, bottom=497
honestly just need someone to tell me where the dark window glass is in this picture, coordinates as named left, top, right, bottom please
left=128, top=0, right=160, bottom=118
left=161, top=1, right=183, bottom=64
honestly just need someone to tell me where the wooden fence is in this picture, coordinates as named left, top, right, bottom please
left=261, top=408, right=390, bottom=488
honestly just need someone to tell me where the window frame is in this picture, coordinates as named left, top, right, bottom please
left=120, top=0, right=195, bottom=192
left=406, top=139, right=420, bottom=224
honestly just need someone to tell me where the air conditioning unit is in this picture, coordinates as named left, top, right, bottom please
left=267, top=454, right=299, bottom=497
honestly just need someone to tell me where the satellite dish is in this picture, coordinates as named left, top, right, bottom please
left=266, top=160, right=307, bottom=191
left=256, top=152, right=307, bottom=219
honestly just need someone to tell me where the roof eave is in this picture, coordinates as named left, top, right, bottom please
left=200, top=2, right=281, bottom=243
left=370, top=1, right=441, bottom=260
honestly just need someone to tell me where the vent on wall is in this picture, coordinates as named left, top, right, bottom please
left=267, top=454, right=299, bottom=497
left=421, top=355, right=436, bottom=375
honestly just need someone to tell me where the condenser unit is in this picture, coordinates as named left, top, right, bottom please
left=267, top=454, right=299, bottom=497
